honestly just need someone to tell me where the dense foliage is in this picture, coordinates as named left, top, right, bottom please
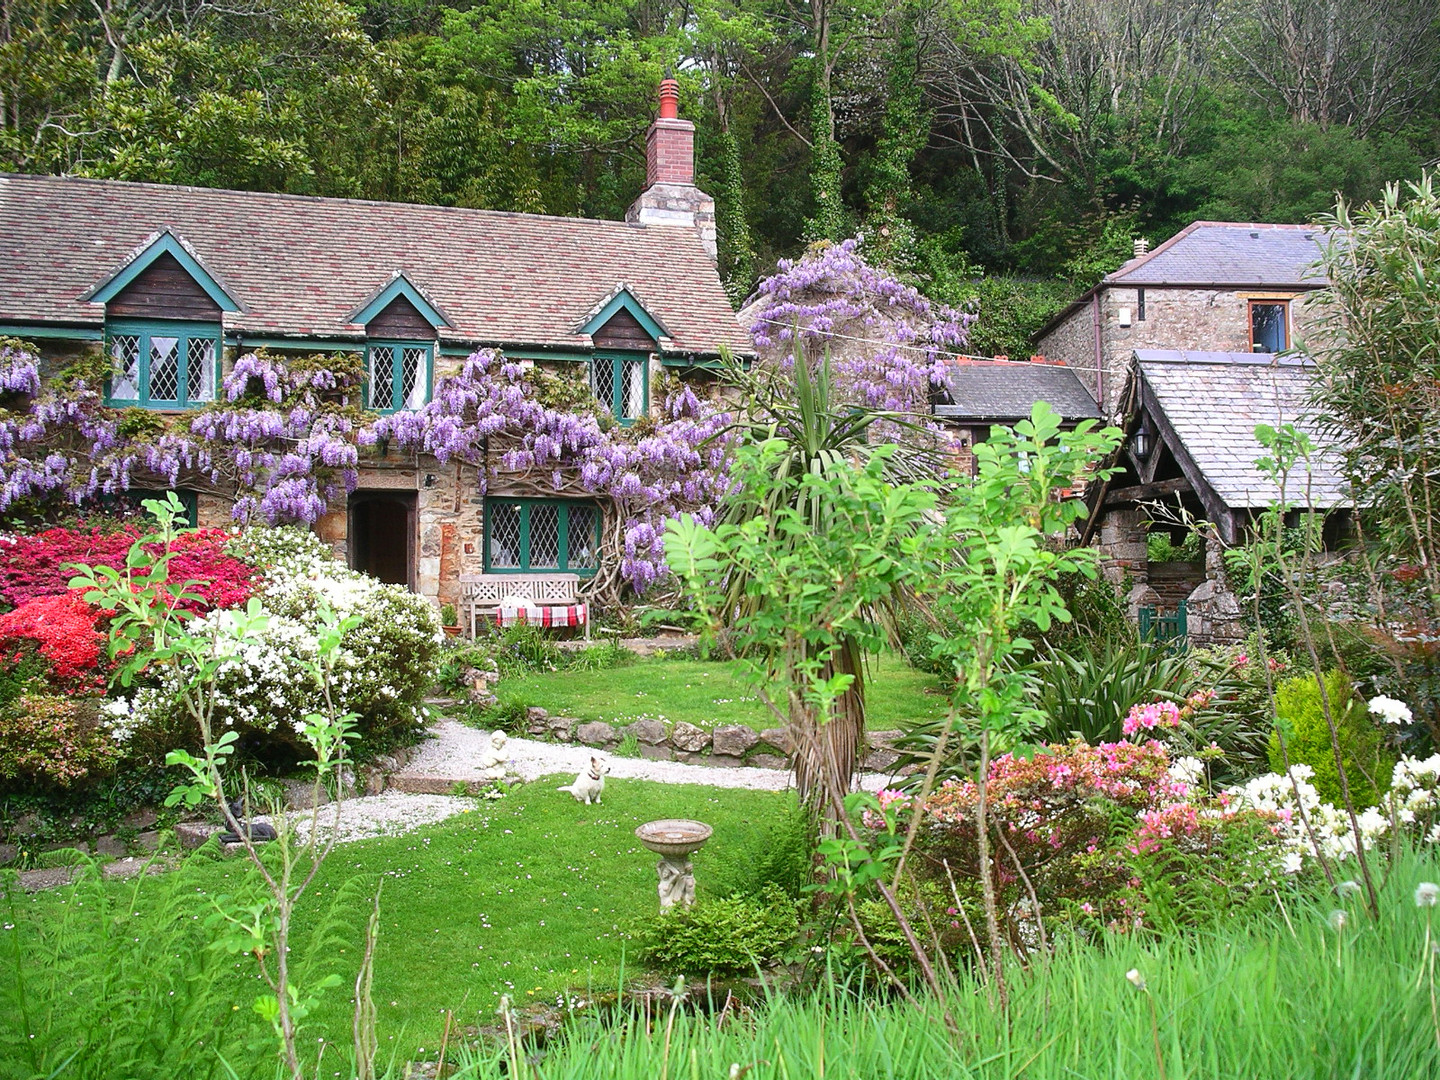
left=4, top=0, right=1436, bottom=307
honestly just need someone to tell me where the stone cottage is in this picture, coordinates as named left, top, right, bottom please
left=1033, top=221, right=1347, bottom=644
left=1034, top=221, right=1329, bottom=418
left=0, top=80, right=748, bottom=612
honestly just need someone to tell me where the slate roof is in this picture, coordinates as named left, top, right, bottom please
left=934, top=360, right=1102, bottom=423
left=1136, top=349, right=1345, bottom=509
left=0, top=173, right=749, bottom=355
left=1109, top=222, right=1328, bottom=287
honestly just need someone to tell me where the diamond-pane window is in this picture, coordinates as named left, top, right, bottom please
left=149, top=336, right=180, bottom=401
left=110, top=335, right=141, bottom=400
left=594, top=353, right=647, bottom=423
left=567, top=505, right=599, bottom=569
left=485, top=499, right=601, bottom=575
left=189, top=338, right=216, bottom=401
left=529, top=504, right=560, bottom=568
left=488, top=503, right=522, bottom=568
left=367, top=342, right=431, bottom=413
left=104, top=321, right=220, bottom=407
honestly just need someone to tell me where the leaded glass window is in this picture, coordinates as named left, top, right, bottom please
left=484, top=498, right=601, bottom=576
left=593, top=352, right=648, bottom=423
left=104, top=320, right=221, bottom=408
left=367, top=342, right=431, bottom=413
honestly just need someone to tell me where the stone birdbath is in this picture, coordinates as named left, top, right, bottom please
left=635, top=819, right=712, bottom=909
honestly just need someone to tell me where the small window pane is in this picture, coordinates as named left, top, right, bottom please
left=188, top=338, right=216, bottom=402
left=567, top=505, right=598, bottom=569
left=149, top=336, right=180, bottom=402
left=621, top=358, right=645, bottom=419
left=593, top=358, right=615, bottom=415
left=488, top=502, right=521, bottom=568
left=110, top=335, right=141, bottom=400
left=401, top=347, right=427, bottom=410
left=368, top=346, right=394, bottom=410
left=529, top=503, right=560, bottom=568
left=1251, top=304, right=1287, bottom=353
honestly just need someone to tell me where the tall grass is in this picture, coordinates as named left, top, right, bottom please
left=448, top=850, right=1440, bottom=1080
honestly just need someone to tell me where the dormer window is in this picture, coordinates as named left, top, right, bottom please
left=84, top=230, right=239, bottom=410
left=366, top=341, right=431, bottom=413
left=578, top=286, right=664, bottom=426
left=594, top=353, right=647, bottom=423
left=106, top=319, right=219, bottom=407
left=349, top=273, right=449, bottom=413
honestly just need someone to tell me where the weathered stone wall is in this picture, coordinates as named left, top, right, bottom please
left=1039, top=286, right=1325, bottom=417
left=1035, top=304, right=1100, bottom=409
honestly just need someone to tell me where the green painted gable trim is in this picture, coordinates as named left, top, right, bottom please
left=0, top=324, right=104, bottom=341
left=578, top=288, right=668, bottom=342
left=348, top=273, right=451, bottom=329
left=84, top=231, right=242, bottom=312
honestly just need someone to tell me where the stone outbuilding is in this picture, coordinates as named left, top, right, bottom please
left=1082, top=349, right=1347, bottom=645
left=1034, top=222, right=1330, bottom=418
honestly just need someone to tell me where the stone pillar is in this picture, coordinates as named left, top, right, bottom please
left=1185, top=524, right=1246, bottom=646
left=1098, top=505, right=1149, bottom=592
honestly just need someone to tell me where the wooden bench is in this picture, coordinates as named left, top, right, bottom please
left=459, top=573, right=589, bottom=639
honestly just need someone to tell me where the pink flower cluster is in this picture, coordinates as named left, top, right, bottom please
left=1122, top=700, right=1182, bottom=737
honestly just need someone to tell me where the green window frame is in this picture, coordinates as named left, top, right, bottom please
left=104, top=318, right=220, bottom=408
left=366, top=340, right=433, bottom=413
left=592, top=351, right=648, bottom=425
left=484, top=498, right=601, bottom=576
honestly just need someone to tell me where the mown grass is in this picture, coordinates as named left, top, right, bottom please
left=1, top=779, right=794, bottom=1077
left=9, top=780, right=1440, bottom=1079
left=500, top=653, right=948, bottom=732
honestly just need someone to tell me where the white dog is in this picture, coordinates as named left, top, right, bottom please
left=558, top=756, right=611, bottom=805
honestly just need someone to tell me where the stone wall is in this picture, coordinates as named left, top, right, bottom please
left=1035, top=304, right=1100, bottom=411
left=518, top=705, right=904, bottom=773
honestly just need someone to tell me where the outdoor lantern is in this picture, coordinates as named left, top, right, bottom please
left=1132, top=417, right=1152, bottom=461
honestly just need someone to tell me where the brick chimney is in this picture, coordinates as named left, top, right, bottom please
left=627, top=78, right=716, bottom=262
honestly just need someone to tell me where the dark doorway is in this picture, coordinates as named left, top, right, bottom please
left=348, top=492, right=416, bottom=588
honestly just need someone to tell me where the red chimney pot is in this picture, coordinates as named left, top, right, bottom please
left=658, top=78, right=680, bottom=120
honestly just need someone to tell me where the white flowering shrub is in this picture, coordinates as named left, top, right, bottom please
left=1226, top=754, right=1440, bottom=866
left=115, top=526, right=442, bottom=761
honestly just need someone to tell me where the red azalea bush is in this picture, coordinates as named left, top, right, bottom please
left=0, top=525, right=256, bottom=612
left=0, top=592, right=108, bottom=686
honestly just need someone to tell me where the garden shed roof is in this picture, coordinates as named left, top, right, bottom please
left=934, top=360, right=1102, bottom=424
left=0, top=173, right=749, bottom=357
left=1134, top=349, right=1346, bottom=513
left=1108, top=222, right=1328, bottom=288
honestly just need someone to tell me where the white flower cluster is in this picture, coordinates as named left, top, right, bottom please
left=1168, top=756, right=1205, bottom=788
left=113, top=526, right=442, bottom=748
left=1226, top=755, right=1440, bottom=867
left=1368, top=695, right=1415, bottom=726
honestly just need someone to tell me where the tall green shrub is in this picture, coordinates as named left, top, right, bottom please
left=1268, top=669, right=1394, bottom=806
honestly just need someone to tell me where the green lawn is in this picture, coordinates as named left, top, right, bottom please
left=5, top=778, right=795, bottom=1074
left=501, top=654, right=948, bottom=732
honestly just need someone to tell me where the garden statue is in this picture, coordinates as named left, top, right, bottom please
left=477, top=730, right=509, bottom=780
left=219, top=797, right=277, bottom=844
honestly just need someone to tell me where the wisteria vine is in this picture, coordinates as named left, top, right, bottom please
left=0, top=240, right=976, bottom=599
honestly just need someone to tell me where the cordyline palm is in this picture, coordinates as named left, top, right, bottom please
left=714, top=342, right=940, bottom=805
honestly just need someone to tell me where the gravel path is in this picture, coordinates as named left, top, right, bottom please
left=398, top=718, right=895, bottom=794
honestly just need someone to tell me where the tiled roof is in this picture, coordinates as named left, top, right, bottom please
left=1109, top=222, right=1328, bottom=287
left=0, top=173, right=749, bottom=355
left=934, top=360, right=1102, bottom=423
left=1136, top=349, right=1345, bottom=509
